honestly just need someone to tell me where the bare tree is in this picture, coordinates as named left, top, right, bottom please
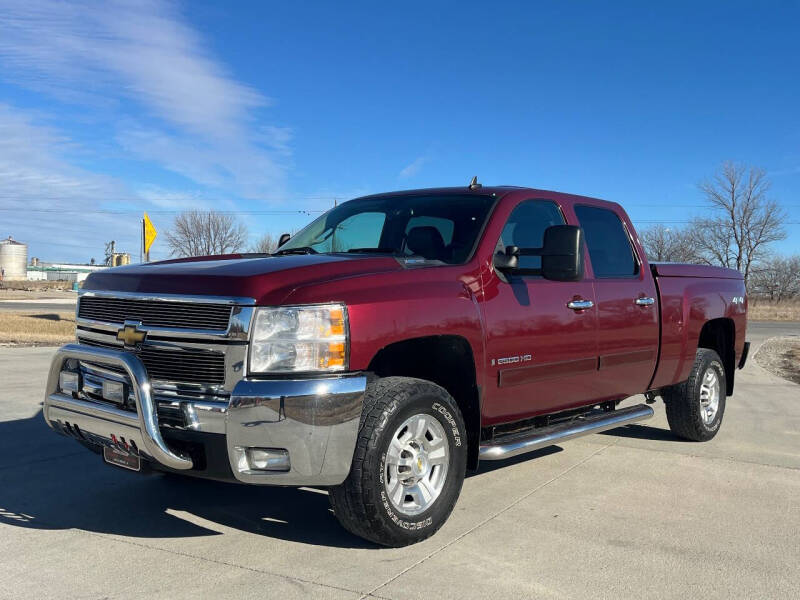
left=250, top=233, right=279, bottom=254
left=749, top=255, right=800, bottom=301
left=639, top=224, right=700, bottom=263
left=690, top=162, right=786, bottom=283
left=165, top=210, right=248, bottom=257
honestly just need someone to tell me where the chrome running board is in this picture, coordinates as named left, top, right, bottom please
left=479, top=404, right=654, bottom=461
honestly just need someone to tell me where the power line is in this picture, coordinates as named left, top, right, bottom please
left=634, top=220, right=800, bottom=225
left=0, top=194, right=343, bottom=201
left=4, top=207, right=799, bottom=224
left=0, top=208, right=326, bottom=215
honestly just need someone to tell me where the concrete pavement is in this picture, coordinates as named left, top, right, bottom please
left=0, top=323, right=798, bottom=599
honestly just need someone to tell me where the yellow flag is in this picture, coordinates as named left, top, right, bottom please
left=143, top=212, right=158, bottom=253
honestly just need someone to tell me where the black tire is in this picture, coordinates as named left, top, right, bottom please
left=329, top=376, right=467, bottom=547
left=663, top=348, right=726, bottom=441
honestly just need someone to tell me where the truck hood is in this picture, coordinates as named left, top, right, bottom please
left=82, top=254, right=404, bottom=304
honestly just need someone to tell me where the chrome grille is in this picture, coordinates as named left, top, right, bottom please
left=78, top=338, right=226, bottom=385
left=79, top=296, right=232, bottom=330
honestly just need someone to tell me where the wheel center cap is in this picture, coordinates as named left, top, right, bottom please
left=413, top=454, right=427, bottom=476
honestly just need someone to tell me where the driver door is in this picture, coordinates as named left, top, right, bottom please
left=481, top=199, right=599, bottom=425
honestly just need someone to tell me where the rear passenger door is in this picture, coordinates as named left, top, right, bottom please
left=574, top=205, right=659, bottom=398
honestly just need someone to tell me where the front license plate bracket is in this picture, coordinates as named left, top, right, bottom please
left=103, top=446, right=141, bottom=471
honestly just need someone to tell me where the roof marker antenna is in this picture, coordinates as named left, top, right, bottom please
left=468, top=176, right=482, bottom=190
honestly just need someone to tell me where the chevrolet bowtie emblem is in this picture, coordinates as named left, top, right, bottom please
left=117, top=324, right=146, bottom=347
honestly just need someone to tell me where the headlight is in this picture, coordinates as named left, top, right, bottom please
left=249, top=304, right=348, bottom=373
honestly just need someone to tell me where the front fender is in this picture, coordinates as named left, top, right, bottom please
left=282, top=266, right=486, bottom=391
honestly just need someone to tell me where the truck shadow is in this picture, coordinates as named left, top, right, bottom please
left=0, top=409, right=376, bottom=548
left=599, top=423, right=683, bottom=442
left=0, top=411, right=680, bottom=549
left=28, top=313, right=72, bottom=321
left=469, top=446, right=563, bottom=476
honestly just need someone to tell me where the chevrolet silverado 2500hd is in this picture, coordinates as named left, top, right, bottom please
left=43, top=183, right=749, bottom=546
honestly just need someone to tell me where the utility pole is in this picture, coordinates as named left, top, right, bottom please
left=105, top=240, right=116, bottom=266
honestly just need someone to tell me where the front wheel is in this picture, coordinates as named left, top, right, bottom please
left=329, top=377, right=467, bottom=547
left=663, top=348, right=727, bottom=441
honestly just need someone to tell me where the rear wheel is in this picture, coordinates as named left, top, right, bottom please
left=329, top=377, right=467, bottom=547
left=663, top=348, right=726, bottom=441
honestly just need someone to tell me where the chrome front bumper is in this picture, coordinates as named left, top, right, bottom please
left=43, top=344, right=367, bottom=486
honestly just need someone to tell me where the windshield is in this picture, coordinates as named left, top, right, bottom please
left=279, top=194, right=495, bottom=264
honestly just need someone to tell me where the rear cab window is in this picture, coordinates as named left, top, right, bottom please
left=574, top=205, right=639, bottom=278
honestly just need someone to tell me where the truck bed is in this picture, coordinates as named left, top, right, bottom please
left=651, top=263, right=745, bottom=279
left=649, top=263, right=747, bottom=391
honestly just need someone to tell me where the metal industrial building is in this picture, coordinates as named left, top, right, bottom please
left=0, top=236, right=28, bottom=280
left=1, top=236, right=116, bottom=284
left=1, top=236, right=134, bottom=285
left=26, top=263, right=107, bottom=283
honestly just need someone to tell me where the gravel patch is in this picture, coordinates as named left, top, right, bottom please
left=755, top=337, right=800, bottom=385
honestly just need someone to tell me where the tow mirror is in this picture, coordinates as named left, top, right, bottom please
left=541, top=225, right=584, bottom=282
left=493, top=245, right=519, bottom=272
left=278, top=233, right=291, bottom=247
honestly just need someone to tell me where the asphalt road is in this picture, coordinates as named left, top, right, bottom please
left=0, top=299, right=77, bottom=312
left=1, top=322, right=798, bottom=599
left=747, top=320, right=800, bottom=342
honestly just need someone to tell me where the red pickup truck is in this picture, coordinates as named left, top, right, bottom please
left=43, top=182, right=749, bottom=546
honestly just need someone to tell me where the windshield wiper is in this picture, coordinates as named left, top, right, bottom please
left=272, top=246, right=318, bottom=256
left=346, top=247, right=403, bottom=254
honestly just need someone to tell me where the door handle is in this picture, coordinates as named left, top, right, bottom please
left=635, top=297, right=655, bottom=306
left=567, top=299, right=594, bottom=311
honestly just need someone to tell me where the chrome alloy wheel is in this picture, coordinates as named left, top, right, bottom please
left=384, top=413, right=450, bottom=516
left=699, top=367, right=721, bottom=425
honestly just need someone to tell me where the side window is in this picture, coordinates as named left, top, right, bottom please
left=328, top=212, right=386, bottom=252
left=498, top=200, right=565, bottom=272
left=574, top=205, right=638, bottom=278
left=405, top=216, right=454, bottom=246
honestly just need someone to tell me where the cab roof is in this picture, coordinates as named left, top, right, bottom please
left=352, top=185, right=622, bottom=211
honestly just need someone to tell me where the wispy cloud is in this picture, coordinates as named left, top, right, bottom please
left=0, top=0, right=289, bottom=198
left=134, top=186, right=225, bottom=211
left=116, top=124, right=287, bottom=199
left=0, top=104, right=123, bottom=206
left=0, top=103, right=144, bottom=260
left=399, top=155, right=429, bottom=179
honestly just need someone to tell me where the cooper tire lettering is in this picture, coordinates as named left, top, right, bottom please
left=431, top=402, right=462, bottom=446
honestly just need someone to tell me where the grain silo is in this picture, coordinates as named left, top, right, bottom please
left=0, top=236, right=28, bottom=280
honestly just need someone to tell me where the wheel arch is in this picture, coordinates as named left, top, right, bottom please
left=367, top=335, right=481, bottom=470
left=697, top=318, right=736, bottom=395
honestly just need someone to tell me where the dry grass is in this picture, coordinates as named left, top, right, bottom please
left=748, top=300, right=800, bottom=322
left=0, top=311, right=75, bottom=345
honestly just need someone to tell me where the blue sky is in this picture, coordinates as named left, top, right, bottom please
left=0, top=0, right=798, bottom=263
